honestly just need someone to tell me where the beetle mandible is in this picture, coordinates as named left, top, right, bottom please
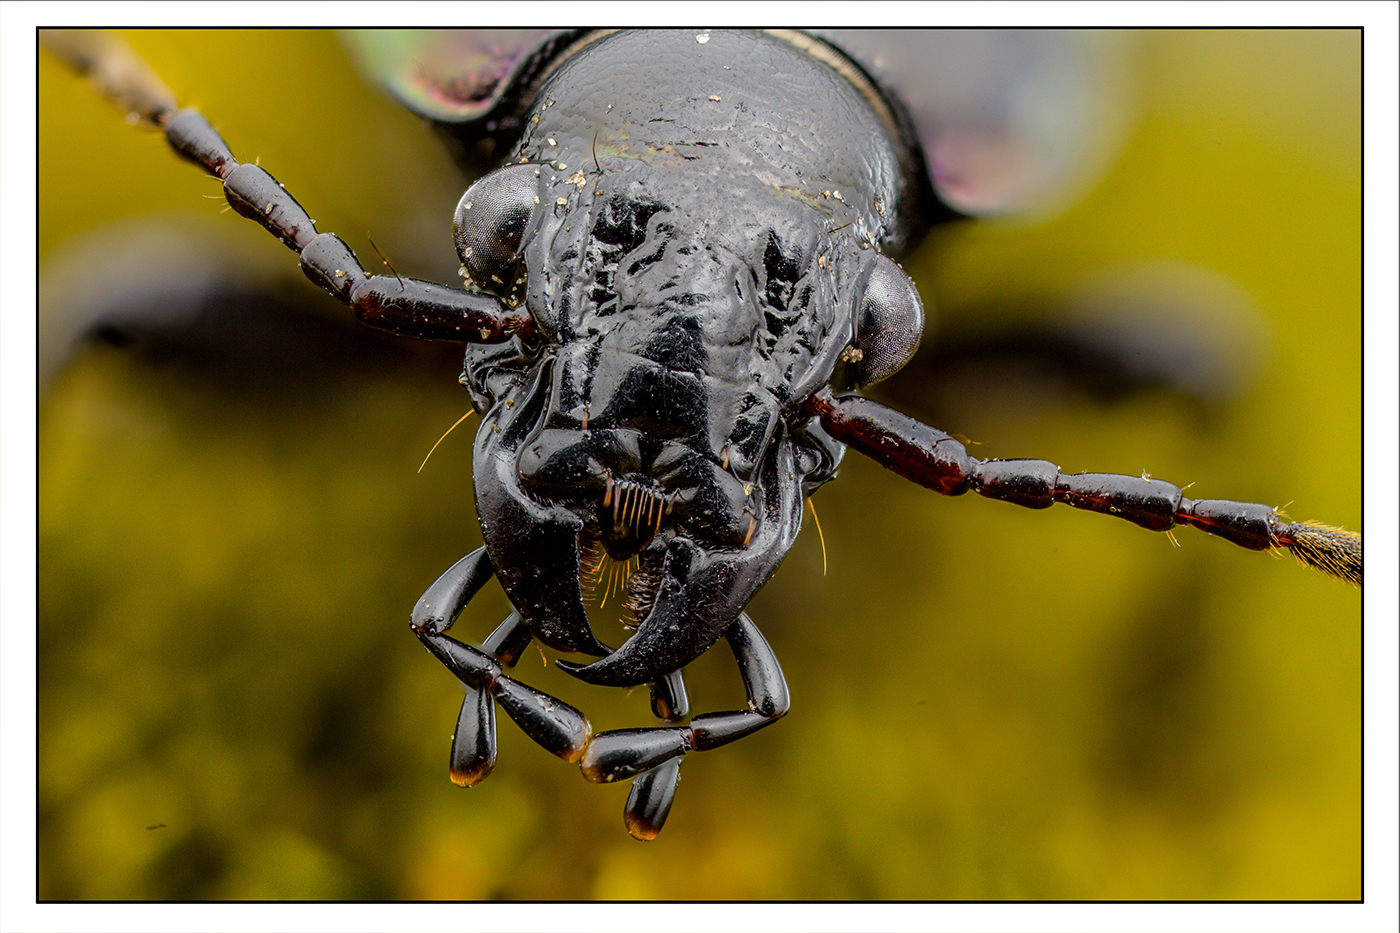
left=40, top=28, right=1362, bottom=848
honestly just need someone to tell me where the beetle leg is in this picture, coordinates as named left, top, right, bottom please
left=446, top=611, right=535, bottom=786
left=449, top=687, right=497, bottom=787
left=410, top=552, right=582, bottom=782
left=650, top=668, right=690, bottom=722
left=624, top=760, right=682, bottom=842
left=806, top=388, right=1362, bottom=585
left=410, top=548, right=502, bottom=783
left=410, top=548, right=496, bottom=636
left=618, top=670, right=691, bottom=840
left=415, top=628, right=591, bottom=763
left=580, top=614, right=789, bottom=838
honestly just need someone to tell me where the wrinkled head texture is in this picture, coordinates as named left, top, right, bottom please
left=453, top=30, right=925, bottom=686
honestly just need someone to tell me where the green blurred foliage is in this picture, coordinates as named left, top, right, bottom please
left=38, top=30, right=1359, bottom=900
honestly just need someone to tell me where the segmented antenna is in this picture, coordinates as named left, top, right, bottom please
left=1276, top=521, right=1362, bottom=586
left=41, top=29, right=176, bottom=126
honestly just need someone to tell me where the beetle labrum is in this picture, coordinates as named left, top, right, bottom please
left=43, top=28, right=1361, bottom=841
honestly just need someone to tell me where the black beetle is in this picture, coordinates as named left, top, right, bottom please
left=40, top=30, right=1355, bottom=902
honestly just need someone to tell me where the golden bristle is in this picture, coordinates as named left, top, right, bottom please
left=1279, top=521, right=1362, bottom=586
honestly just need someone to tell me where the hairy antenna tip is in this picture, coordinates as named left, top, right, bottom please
left=1278, top=521, right=1361, bottom=586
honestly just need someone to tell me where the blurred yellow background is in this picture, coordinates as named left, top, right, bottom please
left=38, top=30, right=1359, bottom=900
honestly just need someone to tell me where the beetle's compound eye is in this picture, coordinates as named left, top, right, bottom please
left=846, top=253, right=925, bottom=386
left=453, top=164, right=542, bottom=295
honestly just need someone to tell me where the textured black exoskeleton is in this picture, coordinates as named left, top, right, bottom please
left=44, top=28, right=1361, bottom=840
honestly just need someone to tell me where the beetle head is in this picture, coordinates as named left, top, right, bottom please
left=446, top=30, right=927, bottom=686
